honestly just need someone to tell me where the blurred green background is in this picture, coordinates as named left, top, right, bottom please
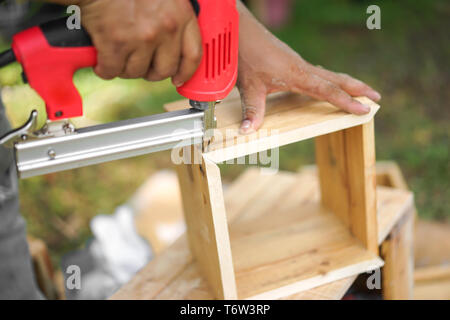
left=0, top=0, right=448, bottom=267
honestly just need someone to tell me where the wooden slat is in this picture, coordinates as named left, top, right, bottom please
left=414, top=277, right=450, bottom=300
left=315, top=120, right=378, bottom=254
left=110, top=237, right=191, bottom=299
left=375, top=161, right=409, bottom=190
left=282, top=276, right=357, bottom=300
left=28, top=236, right=60, bottom=300
left=414, top=265, right=450, bottom=300
left=315, top=130, right=350, bottom=225
left=377, top=186, right=414, bottom=243
left=298, top=166, right=414, bottom=244
left=231, top=207, right=382, bottom=299
left=381, top=210, right=415, bottom=300
left=414, top=220, right=450, bottom=268
left=175, top=146, right=237, bottom=299
left=223, top=168, right=278, bottom=223
left=165, top=93, right=379, bottom=163
left=414, top=265, right=450, bottom=283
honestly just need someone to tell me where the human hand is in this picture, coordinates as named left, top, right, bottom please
left=78, top=0, right=202, bottom=86
left=236, top=2, right=381, bottom=134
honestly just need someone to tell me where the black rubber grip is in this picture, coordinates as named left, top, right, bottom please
left=0, top=49, right=16, bottom=68
left=41, top=17, right=92, bottom=47
left=190, top=0, right=200, bottom=16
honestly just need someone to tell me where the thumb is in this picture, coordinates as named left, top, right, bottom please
left=238, top=84, right=267, bottom=134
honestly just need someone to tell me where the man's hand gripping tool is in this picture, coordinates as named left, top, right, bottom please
left=0, top=0, right=239, bottom=178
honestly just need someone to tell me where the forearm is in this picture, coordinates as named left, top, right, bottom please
left=237, top=0, right=267, bottom=39
left=236, top=0, right=289, bottom=63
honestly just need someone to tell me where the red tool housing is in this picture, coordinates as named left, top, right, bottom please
left=12, top=27, right=96, bottom=120
left=177, top=0, right=239, bottom=102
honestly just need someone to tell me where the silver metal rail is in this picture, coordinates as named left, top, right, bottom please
left=15, top=109, right=204, bottom=178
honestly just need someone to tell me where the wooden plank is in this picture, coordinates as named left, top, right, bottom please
left=155, top=263, right=214, bottom=300
left=375, top=161, right=409, bottom=190
left=315, top=131, right=350, bottom=226
left=370, top=162, right=450, bottom=279
left=299, top=162, right=408, bottom=191
left=381, top=210, right=415, bottom=300
left=414, top=220, right=450, bottom=268
left=165, top=93, right=379, bottom=163
left=414, top=277, right=450, bottom=300
left=414, top=265, right=450, bottom=300
left=345, top=121, right=378, bottom=254
left=27, top=236, right=60, bottom=300
left=377, top=186, right=414, bottom=244
left=315, top=120, right=378, bottom=254
left=231, top=203, right=382, bottom=299
left=110, top=237, right=192, bottom=300
left=414, top=265, right=450, bottom=283
left=297, top=166, right=414, bottom=243
left=175, top=146, right=237, bottom=299
left=223, top=168, right=278, bottom=223
left=282, top=276, right=358, bottom=300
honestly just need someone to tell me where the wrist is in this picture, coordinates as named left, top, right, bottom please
left=237, top=1, right=271, bottom=54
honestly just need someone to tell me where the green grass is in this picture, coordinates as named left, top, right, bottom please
left=270, top=0, right=450, bottom=220
left=0, top=0, right=448, bottom=267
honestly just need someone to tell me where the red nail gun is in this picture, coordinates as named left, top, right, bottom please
left=0, top=0, right=239, bottom=178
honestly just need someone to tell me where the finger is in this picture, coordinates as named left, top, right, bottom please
left=293, top=73, right=371, bottom=115
left=310, top=66, right=381, bottom=101
left=120, top=44, right=155, bottom=79
left=146, top=33, right=182, bottom=82
left=171, top=19, right=203, bottom=87
left=94, top=43, right=129, bottom=80
left=238, top=82, right=267, bottom=134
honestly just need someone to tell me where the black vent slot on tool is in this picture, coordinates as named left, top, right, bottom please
left=205, top=24, right=233, bottom=80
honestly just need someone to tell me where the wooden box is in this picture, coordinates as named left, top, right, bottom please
left=161, top=91, right=390, bottom=299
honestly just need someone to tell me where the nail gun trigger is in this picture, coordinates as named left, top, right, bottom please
left=0, top=110, right=39, bottom=148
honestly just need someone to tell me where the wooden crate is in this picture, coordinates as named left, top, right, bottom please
left=161, top=92, right=383, bottom=299
left=112, top=168, right=414, bottom=300
left=114, top=91, right=416, bottom=300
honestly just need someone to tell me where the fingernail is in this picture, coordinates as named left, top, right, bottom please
left=362, top=104, right=371, bottom=113
left=368, top=91, right=381, bottom=101
left=239, top=120, right=254, bottom=134
left=174, top=81, right=184, bottom=88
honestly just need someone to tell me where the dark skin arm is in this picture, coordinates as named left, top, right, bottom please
left=236, top=1, right=381, bottom=133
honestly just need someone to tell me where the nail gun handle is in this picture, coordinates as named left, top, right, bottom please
left=40, top=18, right=93, bottom=48
left=12, top=21, right=97, bottom=120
